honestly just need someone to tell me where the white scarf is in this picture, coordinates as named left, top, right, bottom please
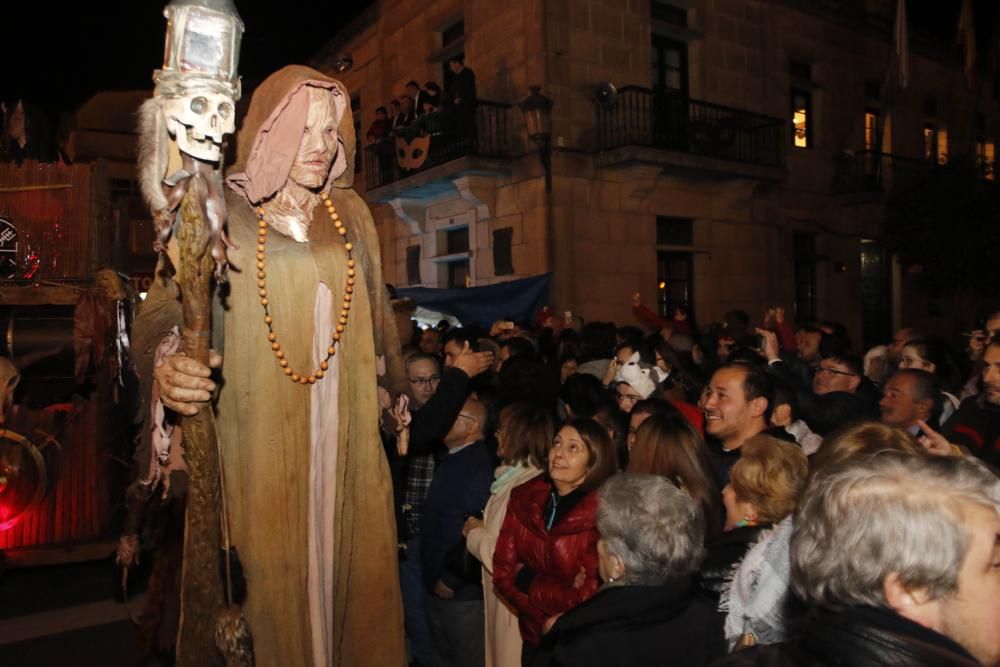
left=719, top=516, right=794, bottom=649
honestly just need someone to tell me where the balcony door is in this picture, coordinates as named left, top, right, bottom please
left=651, top=36, right=689, bottom=149
left=652, top=35, right=688, bottom=95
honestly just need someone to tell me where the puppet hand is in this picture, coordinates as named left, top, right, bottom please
left=155, top=351, right=220, bottom=416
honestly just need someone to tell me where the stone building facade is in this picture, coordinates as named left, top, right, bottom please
left=311, top=0, right=998, bottom=346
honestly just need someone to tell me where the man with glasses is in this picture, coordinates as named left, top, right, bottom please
left=408, top=354, right=443, bottom=407
left=812, top=356, right=863, bottom=396
left=421, top=397, right=493, bottom=667
left=397, top=341, right=493, bottom=667
left=760, top=328, right=879, bottom=436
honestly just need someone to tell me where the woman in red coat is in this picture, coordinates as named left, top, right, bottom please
left=493, top=417, right=619, bottom=666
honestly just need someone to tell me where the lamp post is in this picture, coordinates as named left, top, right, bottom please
left=519, top=85, right=553, bottom=192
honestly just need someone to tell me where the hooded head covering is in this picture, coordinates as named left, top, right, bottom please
left=226, top=65, right=354, bottom=205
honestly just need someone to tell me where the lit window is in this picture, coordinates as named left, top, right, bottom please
left=937, top=128, right=948, bottom=165
left=923, top=124, right=936, bottom=160
left=792, top=89, right=811, bottom=148
left=977, top=138, right=996, bottom=180
left=864, top=110, right=879, bottom=151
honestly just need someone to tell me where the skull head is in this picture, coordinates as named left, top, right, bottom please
left=162, top=87, right=236, bottom=162
left=0, top=357, right=20, bottom=426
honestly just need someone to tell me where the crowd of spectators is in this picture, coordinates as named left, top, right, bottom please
left=381, top=293, right=1000, bottom=667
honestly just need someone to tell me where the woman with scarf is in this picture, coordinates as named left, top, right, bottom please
left=463, top=403, right=554, bottom=667
left=699, top=435, right=808, bottom=600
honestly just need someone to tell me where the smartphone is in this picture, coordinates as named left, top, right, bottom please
left=500, top=321, right=515, bottom=330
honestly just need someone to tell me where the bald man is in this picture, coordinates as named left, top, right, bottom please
left=421, top=397, right=494, bottom=666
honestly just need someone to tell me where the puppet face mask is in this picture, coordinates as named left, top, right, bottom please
left=162, top=89, right=236, bottom=162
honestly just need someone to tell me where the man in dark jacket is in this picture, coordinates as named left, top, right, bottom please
left=551, top=474, right=726, bottom=667
left=944, top=339, right=1000, bottom=469
left=446, top=57, right=477, bottom=147
left=759, top=329, right=878, bottom=436
left=421, top=397, right=494, bottom=667
left=714, top=454, right=1000, bottom=667
left=395, top=341, right=493, bottom=667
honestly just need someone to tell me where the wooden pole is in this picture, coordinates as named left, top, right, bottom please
left=174, top=161, right=225, bottom=667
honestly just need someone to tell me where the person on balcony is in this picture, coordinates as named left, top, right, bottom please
left=424, top=81, right=443, bottom=112
left=366, top=106, right=389, bottom=144
left=396, top=95, right=418, bottom=131
left=446, top=57, right=477, bottom=149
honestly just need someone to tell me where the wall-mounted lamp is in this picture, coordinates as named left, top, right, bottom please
left=519, top=85, right=553, bottom=192
left=333, top=54, right=354, bottom=73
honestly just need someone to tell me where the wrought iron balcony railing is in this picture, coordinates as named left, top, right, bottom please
left=364, top=101, right=512, bottom=190
left=595, top=86, right=785, bottom=168
left=832, top=150, right=934, bottom=193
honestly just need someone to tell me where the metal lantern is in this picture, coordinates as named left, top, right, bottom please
left=519, top=85, right=553, bottom=144
left=154, top=0, right=244, bottom=163
left=161, top=0, right=244, bottom=88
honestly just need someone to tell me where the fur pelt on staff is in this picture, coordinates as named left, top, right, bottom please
left=137, top=97, right=231, bottom=280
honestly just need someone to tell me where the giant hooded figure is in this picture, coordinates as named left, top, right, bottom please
left=132, top=65, right=407, bottom=667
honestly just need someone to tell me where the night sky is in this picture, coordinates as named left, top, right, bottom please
left=2, top=0, right=374, bottom=121
left=1, top=1, right=995, bottom=123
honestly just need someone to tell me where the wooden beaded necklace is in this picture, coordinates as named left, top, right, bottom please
left=255, top=191, right=356, bottom=385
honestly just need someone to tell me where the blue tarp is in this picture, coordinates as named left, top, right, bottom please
left=395, top=273, right=553, bottom=329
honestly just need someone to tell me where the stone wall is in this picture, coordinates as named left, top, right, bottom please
left=312, top=0, right=998, bottom=343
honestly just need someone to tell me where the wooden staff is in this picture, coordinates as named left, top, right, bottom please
left=168, top=155, right=232, bottom=666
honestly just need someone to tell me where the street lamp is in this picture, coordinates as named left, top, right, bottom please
left=519, top=85, right=553, bottom=192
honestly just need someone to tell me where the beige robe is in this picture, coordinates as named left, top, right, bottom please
left=133, top=66, right=406, bottom=667
left=466, top=465, right=543, bottom=667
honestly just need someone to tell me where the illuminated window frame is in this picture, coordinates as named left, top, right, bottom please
left=864, top=109, right=879, bottom=152
left=977, top=137, right=996, bottom=181
left=923, top=124, right=936, bottom=161
left=792, top=88, right=811, bottom=149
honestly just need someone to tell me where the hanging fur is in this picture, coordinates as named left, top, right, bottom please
left=215, top=605, right=255, bottom=667
left=214, top=525, right=252, bottom=664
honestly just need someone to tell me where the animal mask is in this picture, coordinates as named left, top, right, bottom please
left=615, top=352, right=668, bottom=399
left=396, top=135, right=430, bottom=169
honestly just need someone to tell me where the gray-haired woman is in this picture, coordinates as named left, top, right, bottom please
left=547, top=474, right=726, bottom=667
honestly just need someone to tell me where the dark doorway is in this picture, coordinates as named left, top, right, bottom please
left=860, top=239, right=891, bottom=350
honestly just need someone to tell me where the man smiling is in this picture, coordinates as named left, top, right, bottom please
left=701, top=364, right=773, bottom=487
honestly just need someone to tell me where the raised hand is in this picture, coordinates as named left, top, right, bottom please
left=916, top=419, right=960, bottom=457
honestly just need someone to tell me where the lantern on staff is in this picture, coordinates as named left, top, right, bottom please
left=155, top=0, right=244, bottom=164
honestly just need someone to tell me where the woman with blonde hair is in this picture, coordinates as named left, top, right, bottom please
left=810, top=420, right=926, bottom=477
left=464, top=403, right=554, bottom=667
left=719, top=422, right=930, bottom=650
left=699, top=435, right=808, bottom=598
left=627, top=412, right=722, bottom=539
